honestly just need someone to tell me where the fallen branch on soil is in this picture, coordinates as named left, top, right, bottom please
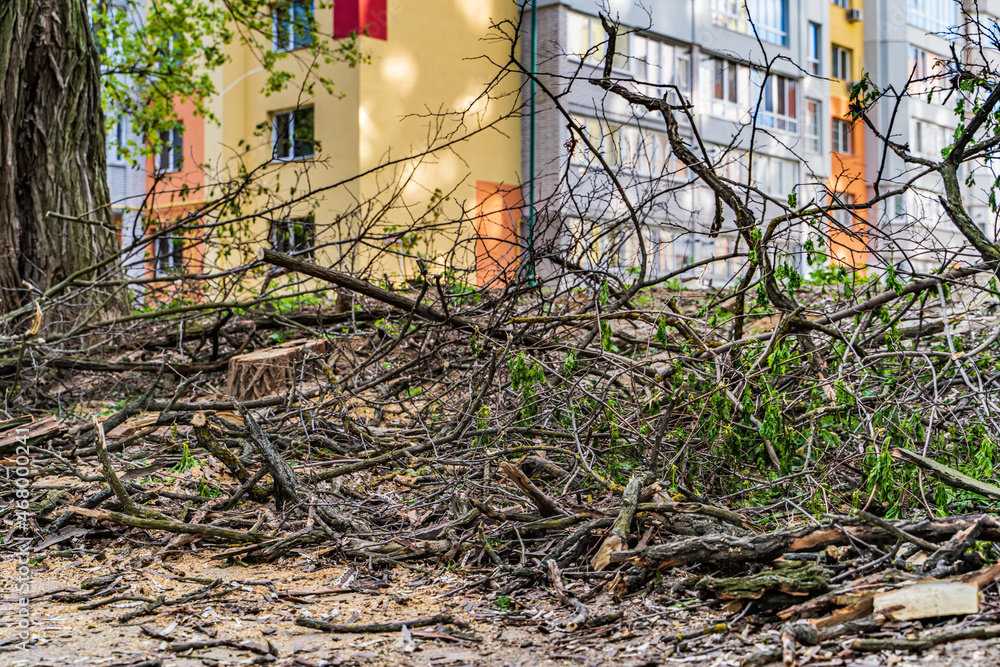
left=259, top=249, right=479, bottom=332
left=65, top=507, right=269, bottom=543
left=592, top=473, right=645, bottom=571
left=295, top=614, right=467, bottom=633
left=610, top=514, right=1000, bottom=569
left=892, top=447, right=1000, bottom=501
left=501, top=461, right=568, bottom=517
left=848, top=623, right=1000, bottom=652
left=546, top=560, right=588, bottom=630
left=167, top=638, right=273, bottom=656
left=92, top=416, right=164, bottom=520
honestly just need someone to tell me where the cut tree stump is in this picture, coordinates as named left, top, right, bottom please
left=226, top=339, right=327, bottom=401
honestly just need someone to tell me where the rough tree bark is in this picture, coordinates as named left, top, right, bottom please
left=0, top=0, right=116, bottom=314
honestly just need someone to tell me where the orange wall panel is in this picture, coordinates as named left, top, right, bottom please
left=475, top=182, right=522, bottom=288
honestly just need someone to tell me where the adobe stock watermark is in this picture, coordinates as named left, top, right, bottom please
left=3, top=428, right=33, bottom=651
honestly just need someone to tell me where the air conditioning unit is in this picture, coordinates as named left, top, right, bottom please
left=846, top=8, right=863, bottom=22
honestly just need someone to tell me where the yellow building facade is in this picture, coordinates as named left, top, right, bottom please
left=149, top=0, right=524, bottom=290
left=827, top=0, right=868, bottom=267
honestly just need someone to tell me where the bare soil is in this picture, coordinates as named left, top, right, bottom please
left=4, top=551, right=1000, bottom=667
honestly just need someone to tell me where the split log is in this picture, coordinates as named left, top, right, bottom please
left=225, top=339, right=326, bottom=401
left=0, top=414, right=61, bottom=454
left=872, top=580, right=978, bottom=621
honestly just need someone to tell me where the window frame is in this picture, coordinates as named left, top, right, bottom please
left=711, top=0, right=789, bottom=47
left=832, top=118, right=852, bottom=154
left=155, top=235, right=184, bottom=277
left=270, top=216, right=316, bottom=257
left=108, top=121, right=127, bottom=165
left=156, top=126, right=183, bottom=173
left=807, top=23, right=821, bottom=75
left=273, top=107, right=316, bottom=161
left=806, top=99, right=821, bottom=153
left=754, top=71, right=799, bottom=133
left=567, top=11, right=630, bottom=71
left=273, top=0, right=315, bottom=53
left=831, top=45, right=851, bottom=80
left=754, top=154, right=799, bottom=197
left=907, top=0, right=958, bottom=33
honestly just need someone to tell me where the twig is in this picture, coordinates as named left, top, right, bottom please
left=295, top=614, right=466, bottom=633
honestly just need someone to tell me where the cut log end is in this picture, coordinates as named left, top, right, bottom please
left=225, top=339, right=327, bottom=402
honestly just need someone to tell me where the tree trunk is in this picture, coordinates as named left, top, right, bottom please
left=0, top=0, right=117, bottom=316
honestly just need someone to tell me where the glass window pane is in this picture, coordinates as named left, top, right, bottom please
left=293, top=107, right=314, bottom=157
left=275, top=113, right=291, bottom=158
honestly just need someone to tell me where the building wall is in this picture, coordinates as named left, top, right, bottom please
left=862, top=0, right=994, bottom=273
left=144, top=0, right=523, bottom=289
left=99, top=0, right=148, bottom=286
left=523, top=0, right=995, bottom=282
left=828, top=0, right=869, bottom=267
left=526, top=0, right=818, bottom=285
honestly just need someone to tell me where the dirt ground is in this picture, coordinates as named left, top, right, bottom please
left=3, top=549, right=1000, bottom=667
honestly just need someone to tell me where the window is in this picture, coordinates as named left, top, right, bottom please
left=912, top=119, right=950, bottom=158
left=570, top=114, right=690, bottom=180
left=333, top=0, right=387, bottom=40
left=712, top=0, right=789, bottom=46
left=108, top=121, right=126, bottom=165
left=831, top=45, right=851, bottom=80
left=154, top=33, right=185, bottom=71
left=832, top=193, right=855, bottom=230
left=155, top=236, right=184, bottom=276
left=909, top=47, right=944, bottom=101
left=711, top=146, right=748, bottom=183
left=808, top=23, right=821, bottom=75
left=274, top=0, right=314, bottom=51
left=908, top=0, right=958, bottom=33
left=714, top=58, right=739, bottom=103
left=270, top=217, right=315, bottom=257
left=674, top=235, right=696, bottom=269
left=566, top=218, right=623, bottom=268
left=273, top=107, right=315, bottom=160
left=703, top=57, right=751, bottom=119
left=806, top=100, right=821, bottom=153
left=569, top=115, right=605, bottom=165
left=832, top=118, right=851, bottom=153
left=567, top=11, right=629, bottom=69
left=754, top=72, right=799, bottom=132
left=831, top=0, right=848, bottom=7
left=754, top=155, right=798, bottom=196
left=157, top=127, right=183, bottom=172
left=631, top=36, right=691, bottom=92
left=676, top=52, right=691, bottom=90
